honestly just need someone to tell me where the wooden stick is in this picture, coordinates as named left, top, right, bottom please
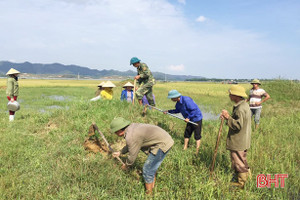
left=132, top=79, right=136, bottom=105
left=92, top=123, right=125, bottom=165
left=147, top=105, right=199, bottom=126
left=210, top=118, right=224, bottom=176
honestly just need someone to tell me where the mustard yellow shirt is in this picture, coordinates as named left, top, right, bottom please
left=100, top=88, right=113, bottom=100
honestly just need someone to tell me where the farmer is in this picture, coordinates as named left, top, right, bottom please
left=6, top=68, right=21, bottom=122
left=95, top=81, right=105, bottom=96
left=120, top=82, right=134, bottom=102
left=220, top=85, right=251, bottom=189
left=164, top=90, right=203, bottom=154
left=111, top=117, right=174, bottom=195
left=100, top=81, right=116, bottom=100
left=90, top=82, right=105, bottom=101
left=247, top=79, right=270, bottom=129
left=130, top=57, right=155, bottom=106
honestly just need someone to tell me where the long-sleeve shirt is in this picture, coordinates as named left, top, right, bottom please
left=100, top=88, right=113, bottom=100
left=6, top=77, right=19, bottom=97
left=137, top=63, right=155, bottom=86
left=226, top=100, right=251, bottom=151
left=120, top=89, right=133, bottom=102
left=120, top=123, right=174, bottom=166
left=168, top=96, right=202, bottom=122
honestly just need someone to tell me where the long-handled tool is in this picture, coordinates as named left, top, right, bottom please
left=92, top=123, right=125, bottom=165
left=147, top=105, right=198, bottom=126
left=210, top=118, right=224, bottom=176
left=132, top=79, right=136, bottom=105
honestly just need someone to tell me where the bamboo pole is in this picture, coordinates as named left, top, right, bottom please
left=210, top=118, right=224, bottom=176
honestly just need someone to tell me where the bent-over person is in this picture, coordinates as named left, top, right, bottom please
left=220, top=85, right=251, bottom=189
left=111, top=117, right=174, bottom=195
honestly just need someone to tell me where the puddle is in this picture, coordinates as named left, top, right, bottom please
left=43, top=95, right=73, bottom=101
left=202, top=112, right=219, bottom=120
left=39, top=105, right=69, bottom=113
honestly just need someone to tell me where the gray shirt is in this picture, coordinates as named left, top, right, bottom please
left=121, top=123, right=174, bottom=166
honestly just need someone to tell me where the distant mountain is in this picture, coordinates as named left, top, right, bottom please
left=0, top=61, right=205, bottom=81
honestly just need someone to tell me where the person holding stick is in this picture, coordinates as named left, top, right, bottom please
left=220, top=85, right=251, bottom=189
left=164, top=90, right=203, bottom=154
left=130, top=57, right=155, bottom=106
left=111, top=117, right=174, bottom=195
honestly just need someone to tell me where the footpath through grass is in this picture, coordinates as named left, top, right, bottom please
left=0, top=80, right=299, bottom=199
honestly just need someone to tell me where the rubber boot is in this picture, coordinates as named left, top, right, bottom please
left=9, top=115, right=14, bottom=122
left=230, top=172, right=248, bottom=189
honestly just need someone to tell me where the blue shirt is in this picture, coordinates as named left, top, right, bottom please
left=168, top=96, right=202, bottom=122
left=120, top=90, right=133, bottom=101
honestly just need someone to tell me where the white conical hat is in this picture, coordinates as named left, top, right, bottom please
left=123, top=82, right=134, bottom=88
left=98, top=82, right=105, bottom=87
left=102, top=81, right=116, bottom=88
left=6, top=68, right=21, bottom=75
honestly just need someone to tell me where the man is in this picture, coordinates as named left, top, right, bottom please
left=248, top=79, right=270, bottom=129
left=220, top=85, right=251, bottom=189
left=130, top=57, right=155, bottom=106
left=164, top=90, right=203, bottom=154
left=111, top=117, right=174, bottom=194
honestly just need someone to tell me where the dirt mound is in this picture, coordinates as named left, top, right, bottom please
left=84, top=138, right=109, bottom=153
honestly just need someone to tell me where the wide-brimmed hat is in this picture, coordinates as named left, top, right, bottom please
left=110, top=117, right=131, bottom=133
left=228, top=85, right=248, bottom=98
left=102, top=81, right=116, bottom=88
left=167, top=90, right=182, bottom=99
left=98, top=82, right=105, bottom=87
left=6, top=68, right=20, bottom=75
left=123, top=82, right=134, bottom=88
left=251, top=79, right=261, bottom=85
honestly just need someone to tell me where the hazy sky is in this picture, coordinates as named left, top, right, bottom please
left=1, top=0, right=299, bottom=79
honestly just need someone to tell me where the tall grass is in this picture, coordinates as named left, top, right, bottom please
left=0, top=80, right=299, bottom=199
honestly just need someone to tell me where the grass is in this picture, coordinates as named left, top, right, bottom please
left=0, top=79, right=299, bottom=199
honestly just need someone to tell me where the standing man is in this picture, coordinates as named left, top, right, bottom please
left=220, top=85, right=251, bottom=189
left=248, top=79, right=270, bottom=129
left=164, top=90, right=203, bottom=154
left=111, top=117, right=174, bottom=195
left=130, top=57, right=155, bottom=106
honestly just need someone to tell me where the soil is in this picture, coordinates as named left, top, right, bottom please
left=83, top=138, right=109, bottom=153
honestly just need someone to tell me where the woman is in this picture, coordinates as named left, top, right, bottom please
left=120, top=82, right=134, bottom=102
left=100, top=81, right=116, bottom=100
left=6, top=68, right=21, bottom=121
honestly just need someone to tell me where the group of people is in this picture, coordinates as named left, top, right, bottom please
left=4, top=57, right=270, bottom=195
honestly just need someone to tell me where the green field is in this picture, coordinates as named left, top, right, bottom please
left=0, top=80, right=299, bottom=199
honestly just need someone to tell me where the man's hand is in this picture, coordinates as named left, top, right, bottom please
left=134, top=75, right=141, bottom=80
left=255, top=101, right=262, bottom=106
left=163, top=110, right=168, bottom=114
left=121, top=164, right=128, bottom=171
left=112, top=151, right=121, bottom=158
left=10, top=99, right=15, bottom=102
left=220, top=109, right=230, bottom=120
left=184, top=118, right=190, bottom=123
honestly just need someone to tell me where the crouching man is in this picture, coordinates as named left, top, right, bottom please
left=220, top=85, right=251, bottom=189
left=110, top=117, right=174, bottom=194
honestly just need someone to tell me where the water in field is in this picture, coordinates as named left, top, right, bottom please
left=39, top=105, right=69, bottom=113
left=172, top=110, right=219, bottom=121
left=45, top=95, right=73, bottom=101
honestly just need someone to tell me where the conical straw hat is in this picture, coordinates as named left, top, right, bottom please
left=98, top=82, right=105, bottom=87
left=123, top=82, right=134, bottom=88
left=6, top=68, right=21, bottom=75
left=102, top=81, right=116, bottom=88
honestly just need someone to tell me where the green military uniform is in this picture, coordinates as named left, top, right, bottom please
left=6, top=77, right=19, bottom=97
left=136, top=63, right=155, bottom=106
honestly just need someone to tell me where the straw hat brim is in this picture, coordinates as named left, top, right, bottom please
left=6, top=68, right=21, bottom=75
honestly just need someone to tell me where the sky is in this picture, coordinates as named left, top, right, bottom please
left=0, top=0, right=299, bottom=79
